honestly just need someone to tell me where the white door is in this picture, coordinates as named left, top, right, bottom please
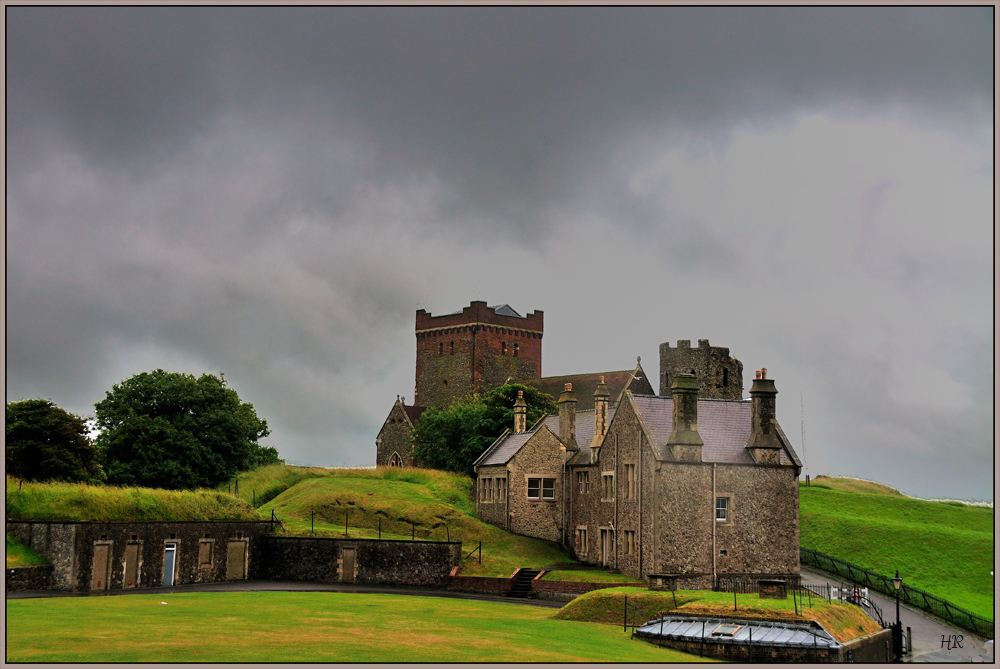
left=163, top=544, right=177, bottom=586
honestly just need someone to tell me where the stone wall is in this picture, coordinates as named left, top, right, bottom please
left=446, top=569, right=514, bottom=595
left=506, top=427, right=566, bottom=543
left=475, top=464, right=509, bottom=530
left=376, top=402, right=417, bottom=467
left=7, top=520, right=274, bottom=592
left=262, top=537, right=461, bottom=586
left=6, top=565, right=54, bottom=592
left=659, top=339, right=743, bottom=400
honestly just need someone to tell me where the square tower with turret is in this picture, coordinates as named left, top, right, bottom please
left=659, top=338, right=743, bottom=400
left=414, top=301, right=543, bottom=409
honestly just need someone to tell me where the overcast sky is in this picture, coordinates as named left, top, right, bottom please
left=6, top=7, right=994, bottom=500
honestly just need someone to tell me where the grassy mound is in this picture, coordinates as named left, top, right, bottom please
left=807, top=475, right=906, bottom=497
left=539, top=569, right=643, bottom=584
left=554, top=587, right=881, bottom=643
left=6, top=477, right=261, bottom=522
left=6, top=533, right=49, bottom=568
left=254, top=466, right=571, bottom=577
left=800, top=481, right=993, bottom=619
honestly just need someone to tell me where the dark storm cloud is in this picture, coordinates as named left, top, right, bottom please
left=6, top=7, right=993, bottom=495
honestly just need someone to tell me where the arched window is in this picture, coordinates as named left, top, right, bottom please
left=439, top=342, right=444, bottom=356
left=388, top=453, right=403, bottom=467
left=450, top=341, right=454, bottom=355
left=501, top=342, right=507, bottom=356
left=723, top=368, right=729, bottom=387
left=513, top=343, right=519, bottom=357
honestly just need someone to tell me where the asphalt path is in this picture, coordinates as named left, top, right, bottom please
left=6, top=578, right=564, bottom=608
left=800, top=565, right=992, bottom=663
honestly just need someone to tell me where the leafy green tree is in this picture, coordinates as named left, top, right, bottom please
left=6, top=399, right=105, bottom=483
left=411, top=383, right=557, bottom=477
left=94, top=370, right=280, bottom=490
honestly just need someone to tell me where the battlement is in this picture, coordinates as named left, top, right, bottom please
left=416, top=301, right=543, bottom=334
left=659, top=338, right=742, bottom=400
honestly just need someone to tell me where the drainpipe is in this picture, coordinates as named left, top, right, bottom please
left=638, top=432, right=642, bottom=578
left=614, top=429, right=619, bottom=570
left=712, top=463, right=717, bottom=584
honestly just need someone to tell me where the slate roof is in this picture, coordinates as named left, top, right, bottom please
left=521, top=368, right=653, bottom=412
left=489, top=304, right=523, bottom=318
left=630, top=394, right=797, bottom=465
left=403, top=405, right=426, bottom=425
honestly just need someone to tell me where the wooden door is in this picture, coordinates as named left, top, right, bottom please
left=226, top=541, right=246, bottom=580
left=90, top=544, right=111, bottom=590
left=342, top=548, right=355, bottom=583
left=124, top=543, right=139, bottom=588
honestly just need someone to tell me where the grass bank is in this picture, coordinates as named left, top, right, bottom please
left=6, top=477, right=260, bottom=522
left=800, top=478, right=993, bottom=618
left=6, top=534, right=48, bottom=568
left=5, top=591, right=711, bottom=663
left=254, top=466, right=572, bottom=577
left=555, top=587, right=881, bottom=643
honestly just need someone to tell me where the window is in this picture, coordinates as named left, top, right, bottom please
left=501, top=342, right=507, bottom=356
left=716, top=497, right=729, bottom=522
left=577, top=471, right=590, bottom=493
left=528, top=477, right=556, bottom=500
left=481, top=478, right=488, bottom=501
left=388, top=453, right=403, bottom=467
left=575, top=528, right=588, bottom=553
left=488, top=478, right=495, bottom=502
left=723, top=368, right=729, bottom=387
left=513, top=343, right=519, bottom=357
left=497, top=478, right=506, bottom=501
left=450, top=341, right=454, bottom=355
left=439, top=342, right=444, bottom=356
left=624, top=530, right=635, bottom=555
left=624, top=464, right=635, bottom=499
left=602, top=473, right=615, bottom=501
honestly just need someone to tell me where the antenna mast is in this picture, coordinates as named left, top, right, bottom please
left=800, top=392, right=806, bottom=474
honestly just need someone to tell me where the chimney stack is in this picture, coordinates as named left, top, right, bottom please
left=589, top=376, right=610, bottom=461
left=666, top=373, right=703, bottom=462
left=746, top=369, right=781, bottom=464
left=558, top=382, right=578, bottom=451
left=513, top=390, right=527, bottom=433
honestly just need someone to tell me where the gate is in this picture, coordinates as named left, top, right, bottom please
left=342, top=548, right=356, bottom=583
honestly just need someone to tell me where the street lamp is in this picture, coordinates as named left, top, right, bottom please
left=892, top=570, right=903, bottom=661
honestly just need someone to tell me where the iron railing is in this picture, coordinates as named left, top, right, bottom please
left=801, top=547, right=993, bottom=639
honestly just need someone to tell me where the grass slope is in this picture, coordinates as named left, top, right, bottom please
left=6, top=533, right=48, bottom=568
left=555, top=587, right=881, bottom=643
left=253, top=466, right=570, bottom=577
left=800, top=480, right=993, bottom=618
left=6, top=477, right=260, bottom=522
left=5, top=592, right=712, bottom=663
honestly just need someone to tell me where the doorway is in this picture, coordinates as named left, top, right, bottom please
left=226, top=541, right=247, bottom=580
left=90, top=543, right=111, bottom=590
left=162, top=543, right=177, bottom=587
left=600, top=529, right=613, bottom=567
left=124, top=543, right=139, bottom=588
left=342, top=548, right=356, bottom=583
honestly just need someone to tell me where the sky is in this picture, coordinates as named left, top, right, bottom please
left=6, top=7, right=994, bottom=501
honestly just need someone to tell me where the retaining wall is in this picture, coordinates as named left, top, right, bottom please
left=6, top=565, right=54, bottom=592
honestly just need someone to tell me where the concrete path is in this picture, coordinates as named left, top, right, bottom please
left=800, top=565, right=992, bottom=663
left=6, top=579, right=564, bottom=609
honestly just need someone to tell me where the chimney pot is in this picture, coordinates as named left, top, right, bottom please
left=565, top=383, right=572, bottom=392
left=755, top=370, right=761, bottom=379
left=761, top=367, right=767, bottom=379
left=517, top=390, right=523, bottom=398
left=599, top=375, right=604, bottom=383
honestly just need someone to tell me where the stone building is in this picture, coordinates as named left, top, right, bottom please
left=375, top=396, right=426, bottom=468
left=474, top=364, right=801, bottom=587
left=660, top=339, right=743, bottom=400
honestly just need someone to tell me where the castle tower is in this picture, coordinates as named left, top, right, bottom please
left=414, top=301, right=543, bottom=409
left=659, top=338, right=743, bottom=400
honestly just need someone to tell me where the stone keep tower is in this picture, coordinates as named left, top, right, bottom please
left=659, top=339, right=743, bottom=400
left=414, top=301, right=543, bottom=409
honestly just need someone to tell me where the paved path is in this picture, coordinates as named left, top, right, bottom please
left=6, top=579, right=564, bottom=608
left=801, top=565, right=992, bottom=663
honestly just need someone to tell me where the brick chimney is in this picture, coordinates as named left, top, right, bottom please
left=666, top=373, right=703, bottom=462
left=558, top=383, right=578, bottom=451
left=513, top=390, right=527, bottom=433
left=746, top=367, right=781, bottom=464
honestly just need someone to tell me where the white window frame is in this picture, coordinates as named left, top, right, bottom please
left=716, top=495, right=731, bottom=523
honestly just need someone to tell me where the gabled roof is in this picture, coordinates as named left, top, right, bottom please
left=520, top=361, right=654, bottom=412
left=403, top=405, right=427, bottom=425
left=489, top=304, right=523, bottom=318
left=627, top=394, right=799, bottom=465
left=476, top=405, right=618, bottom=468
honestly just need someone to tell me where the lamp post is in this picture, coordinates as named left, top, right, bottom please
left=892, top=570, right=903, bottom=661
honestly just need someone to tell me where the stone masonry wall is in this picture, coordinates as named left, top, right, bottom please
left=654, top=463, right=714, bottom=580
left=475, top=464, right=509, bottom=530
left=262, top=537, right=461, bottom=586
left=714, top=464, right=800, bottom=579
left=507, top=427, right=566, bottom=543
left=376, top=402, right=416, bottom=467
left=660, top=339, right=743, bottom=400
left=7, top=520, right=274, bottom=592
left=6, top=565, right=54, bottom=592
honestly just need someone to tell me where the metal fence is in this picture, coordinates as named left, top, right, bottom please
left=801, top=547, right=993, bottom=639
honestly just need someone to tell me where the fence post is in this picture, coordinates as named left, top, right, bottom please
left=345, top=511, right=349, bottom=537
left=446, top=525, right=450, bottom=542
left=412, top=522, right=415, bottom=540
left=378, top=517, right=381, bottom=539
left=311, top=509, right=315, bottom=534
left=624, top=595, right=627, bottom=632
left=253, top=489, right=256, bottom=506
left=478, top=540, right=482, bottom=564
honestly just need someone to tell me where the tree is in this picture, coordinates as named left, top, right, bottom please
left=6, top=399, right=105, bottom=483
left=411, top=383, right=557, bottom=477
left=94, top=370, right=280, bottom=490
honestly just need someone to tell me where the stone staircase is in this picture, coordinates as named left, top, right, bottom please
left=508, top=568, right=540, bottom=598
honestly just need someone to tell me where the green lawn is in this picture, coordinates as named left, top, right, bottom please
left=5, top=591, right=711, bottom=663
left=800, top=480, right=993, bottom=618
